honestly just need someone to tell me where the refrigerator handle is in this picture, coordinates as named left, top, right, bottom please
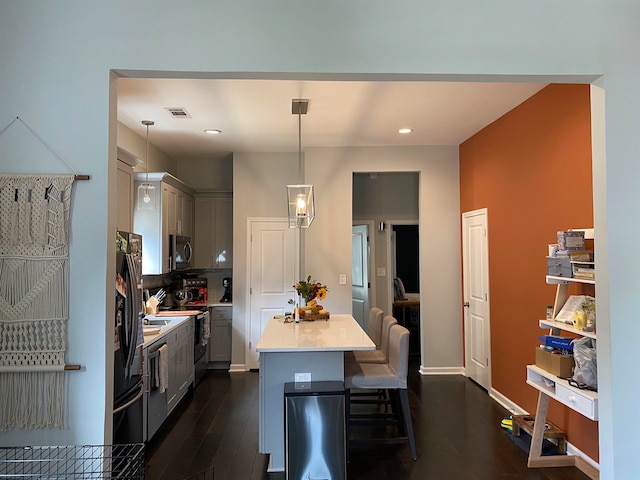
left=113, top=384, right=144, bottom=415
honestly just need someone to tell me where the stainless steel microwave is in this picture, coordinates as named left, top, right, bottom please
left=170, top=235, right=192, bottom=271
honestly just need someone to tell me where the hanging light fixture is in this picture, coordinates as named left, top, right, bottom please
left=287, top=99, right=315, bottom=228
left=137, top=120, right=156, bottom=210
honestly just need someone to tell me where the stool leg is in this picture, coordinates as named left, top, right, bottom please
left=399, top=389, right=417, bottom=460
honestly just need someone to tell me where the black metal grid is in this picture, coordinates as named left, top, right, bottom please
left=0, top=444, right=144, bottom=479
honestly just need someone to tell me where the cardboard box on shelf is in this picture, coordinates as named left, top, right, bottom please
left=535, top=347, right=574, bottom=378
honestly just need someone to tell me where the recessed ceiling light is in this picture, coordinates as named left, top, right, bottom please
left=204, top=129, right=222, bottom=135
left=398, top=128, right=413, bottom=134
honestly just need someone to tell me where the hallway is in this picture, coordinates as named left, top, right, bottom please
left=145, top=362, right=592, bottom=480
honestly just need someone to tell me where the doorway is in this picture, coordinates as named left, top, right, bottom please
left=352, top=171, right=420, bottom=346
left=351, top=223, right=372, bottom=331
left=246, top=218, right=298, bottom=370
left=389, top=221, right=420, bottom=356
left=462, top=208, right=491, bottom=391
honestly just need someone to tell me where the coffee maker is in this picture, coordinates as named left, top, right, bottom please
left=220, top=277, right=232, bottom=303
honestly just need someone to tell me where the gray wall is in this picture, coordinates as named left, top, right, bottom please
left=0, top=2, right=635, bottom=477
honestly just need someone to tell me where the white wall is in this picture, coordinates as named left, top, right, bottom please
left=117, top=122, right=177, bottom=176
left=1, top=2, right=637, bottom=477
left=178, top=155, right=233, bottom=191
left=233, top=152, right=298, bottom=368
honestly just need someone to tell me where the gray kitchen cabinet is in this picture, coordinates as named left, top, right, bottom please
left=208, top=306, right=231, bottom=368
left=167, top=317, right=194, bottom=414
left=116, top=159, right=134, bottom=232
left=178, top=189, right=193, bottom=239
left=164, top=183, right=178, bottom=236
left=165, top=328, right=179, bottom=413
left=193, top=194, right=233, bottom=269
left=134, top=172, right=194, bottom=274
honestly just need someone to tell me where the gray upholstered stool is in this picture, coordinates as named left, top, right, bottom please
left=345, top=324, right=417, bottom=460
left=345, top=314, right=396, bottom=364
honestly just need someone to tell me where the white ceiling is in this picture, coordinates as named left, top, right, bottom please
left=117, top=78, right=547, bottom=161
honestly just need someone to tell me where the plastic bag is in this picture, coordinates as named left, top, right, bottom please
left=571, top=337, right=597, bottom=391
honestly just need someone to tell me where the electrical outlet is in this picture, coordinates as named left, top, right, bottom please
left=377, top=267, right=386, bottom=276
left=295, top=372, right=311, bottom=384
left=339, top=274, right=347, bottom=285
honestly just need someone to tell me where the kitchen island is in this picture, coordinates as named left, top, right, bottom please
left=256, top=314, right=375, bottom=472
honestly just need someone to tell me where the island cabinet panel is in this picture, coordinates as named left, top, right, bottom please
left=255, top=314, right=375, bottom=472
left=258, top=351, right=345, bottom=471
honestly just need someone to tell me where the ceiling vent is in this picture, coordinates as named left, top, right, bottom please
left=164, top=107, right=192, bottom=119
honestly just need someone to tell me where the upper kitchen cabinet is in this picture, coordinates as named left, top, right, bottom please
left=134, top=172, right=194, bottom=275
left=193, top=193, right=233, bottom=269
left=178, top=189, right=193, bottom=240
left=117, top=160, right=134, bottom=232
left=116, top=147, right=143, bottom=233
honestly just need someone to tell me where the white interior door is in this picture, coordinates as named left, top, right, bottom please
left=247, top=219, right=298, bottom=370
left=462, top=208, right=491, bottom=391
left=351, top=224, right=370, bottom=331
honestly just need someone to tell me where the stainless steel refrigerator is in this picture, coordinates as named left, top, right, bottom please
left=113, top=231, right=144, bottom=444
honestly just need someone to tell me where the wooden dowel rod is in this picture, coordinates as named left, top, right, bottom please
left=74, top=175, right=90, bottom=181
left=64, top=364, right=81, bottom=370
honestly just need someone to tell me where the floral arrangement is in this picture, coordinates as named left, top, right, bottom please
left=293, top=275, right=328, bottom=304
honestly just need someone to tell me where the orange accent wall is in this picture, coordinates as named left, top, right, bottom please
left=460, top=84, right=598, bottom=461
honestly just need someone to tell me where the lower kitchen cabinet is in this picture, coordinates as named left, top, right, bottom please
left=167, top=318, right=194, bottom=414
left=208, top=306, right=231, bottom=369
left=143, top=316, right=195, bottom=442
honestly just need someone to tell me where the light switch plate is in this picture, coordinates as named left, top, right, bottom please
left=377, top=267, right=386, bottom=276
left=295, top=372, right=311, bottom=385
left=339, top=274, right=347, bottom=285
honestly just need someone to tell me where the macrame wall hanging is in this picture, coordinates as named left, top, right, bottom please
left=0, top=174, right=77, bottom=430
left=0, top=118, right=89, bottom=430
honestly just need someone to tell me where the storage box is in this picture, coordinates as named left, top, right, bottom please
left=535, top=347, right=574, bottom=378
left=546, top=256, right=572, bottom=278
left=538, top=335, right=574, bottom=351
left=557, top=230, right=585, bottom=252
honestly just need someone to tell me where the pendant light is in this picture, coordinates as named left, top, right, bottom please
left=137, top=120, right=156, bottom=210
left=287, top=99, right=315, bottom=228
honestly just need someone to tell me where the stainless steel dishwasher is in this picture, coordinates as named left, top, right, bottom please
left=144, top=340, right=168, bottom=441
left=284, top=381, right=346, bottom=480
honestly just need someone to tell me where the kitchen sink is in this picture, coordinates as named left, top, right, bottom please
left=145, top=319, right=172, bottom=326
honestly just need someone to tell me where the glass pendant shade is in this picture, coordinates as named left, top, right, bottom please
left=137, top=119, right=156, bottom=210
left=287, top=184, right=315, bottom=228
left=137, top=182, right=156, bottom=210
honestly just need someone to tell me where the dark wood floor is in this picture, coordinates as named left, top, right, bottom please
left=145, top=359, right=592, bottom=480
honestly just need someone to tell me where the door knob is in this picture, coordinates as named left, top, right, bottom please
left=463, top=302, right=470, bottom=308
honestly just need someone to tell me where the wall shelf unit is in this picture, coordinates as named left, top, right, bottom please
left=525, top=232, right=598, bottom=479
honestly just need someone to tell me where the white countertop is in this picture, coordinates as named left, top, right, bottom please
left=256, top=314, right=375, bottom=353
left=141, top=314, right=192, bottom=347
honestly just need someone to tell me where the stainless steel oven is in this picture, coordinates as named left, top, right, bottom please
left=193, top=309, right=210, bottom=387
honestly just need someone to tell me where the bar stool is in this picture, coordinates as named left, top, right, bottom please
left=346, top=315, right=396, bottom=364
left=345, top=308, right=384, bottom=364
left=345, top=324, right=417, bottom=460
